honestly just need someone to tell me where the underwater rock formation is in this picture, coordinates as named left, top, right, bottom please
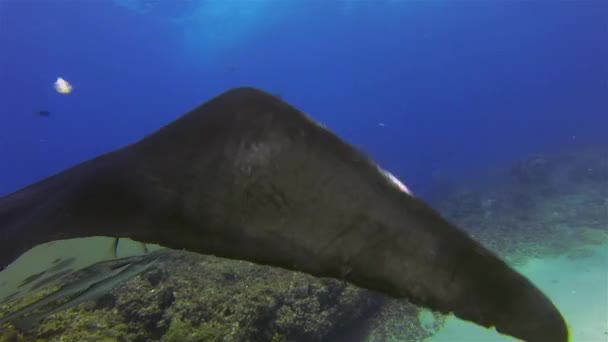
left=0, top=249, right=441, bottom=341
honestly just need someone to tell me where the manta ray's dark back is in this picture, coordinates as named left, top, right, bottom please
left=0, top=87, right=568, bottom=342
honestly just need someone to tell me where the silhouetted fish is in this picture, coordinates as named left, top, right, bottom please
left=17, top=271, right=46, bottom=289
left=17, top=257, right=76, bottom=290
left=1, top=252, right=161, bottom=332
left=28, top=269, right=74, bottom=291
left=0, top=87, right=568, bottom=342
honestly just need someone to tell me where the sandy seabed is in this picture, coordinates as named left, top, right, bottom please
left=426, top=242, right=608, bottom=342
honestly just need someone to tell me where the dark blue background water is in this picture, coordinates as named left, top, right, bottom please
left=1, top=0, right=606, bottom=200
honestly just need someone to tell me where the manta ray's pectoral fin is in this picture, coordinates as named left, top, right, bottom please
left=0, top=87, right=567, bottom=342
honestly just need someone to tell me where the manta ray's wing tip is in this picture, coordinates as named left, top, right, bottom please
left=452, top=251, right=570, bottom=342
left=492, top=303, right=569, bottom=342
left=505, top=277, right=569, bottom=342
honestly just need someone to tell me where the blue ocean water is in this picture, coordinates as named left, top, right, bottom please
left=1, top=0, right=605, bottom=199
left=0, top=1, right=607, bottom=341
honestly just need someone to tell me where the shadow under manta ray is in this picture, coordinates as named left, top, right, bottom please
left=0, top=87, right=567, bottom=342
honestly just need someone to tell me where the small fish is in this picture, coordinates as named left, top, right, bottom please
left=53, top=77, right=72, bottom=95
left=16, top=258, right=76, bottom=291
left=45, top=257, right=76, bottom=275
left=0, top=252, right=161, bottom=331
left=28, top=269, right=74, bottom=291
left=13, top=253, right=160, bottom=332
left=37, top=110, right=51, bottom=117
left=3, top=257, right=76, bottom=304
left=17, top=271, right=47, bottom=289
left=0, top=263, right=130, bottom=327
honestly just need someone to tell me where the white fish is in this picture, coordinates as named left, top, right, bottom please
left=53, top=77, right=72, bottom=94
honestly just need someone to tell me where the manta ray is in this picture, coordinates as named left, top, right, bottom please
left=0, top=87, right=567, bottom=341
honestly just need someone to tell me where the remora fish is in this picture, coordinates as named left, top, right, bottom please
left=0, top=253, right=152, bottom=326
left=10, top=252, right=160, bottom=332
left=0, top=87, right=568, bottom=342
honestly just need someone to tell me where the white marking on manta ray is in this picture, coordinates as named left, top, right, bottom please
left=378, top=167, right=412, bottom=195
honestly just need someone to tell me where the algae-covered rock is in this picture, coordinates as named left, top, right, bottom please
left=1, top=250, right=394, bottom=342
left=362, top=301, right=445, bottom=342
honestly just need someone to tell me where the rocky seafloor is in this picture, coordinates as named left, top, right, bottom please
left=0, top=248, right=444, bottom=342
left=1, top=144, right=606, bottom=342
